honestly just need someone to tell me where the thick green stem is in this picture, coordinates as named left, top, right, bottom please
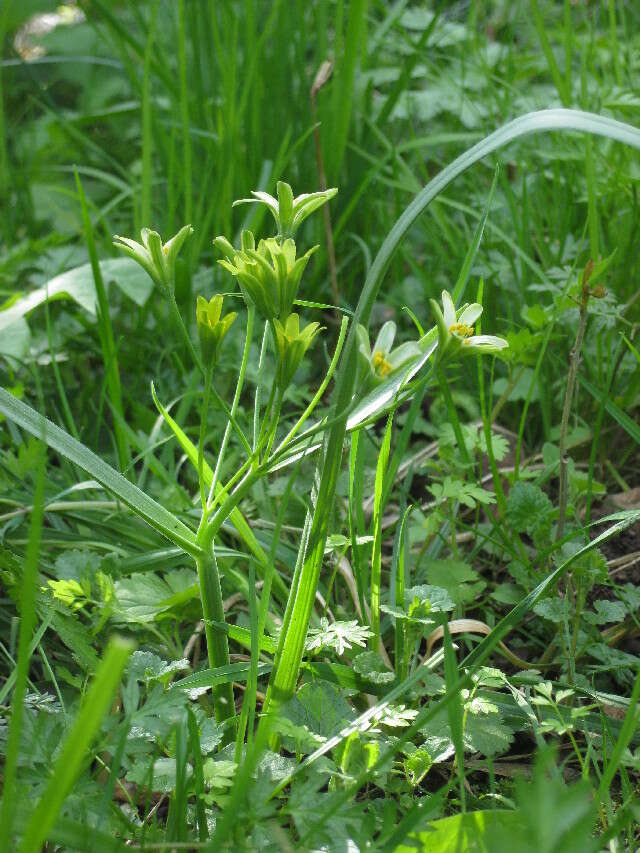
left=195, top=544, right=234, bottom=722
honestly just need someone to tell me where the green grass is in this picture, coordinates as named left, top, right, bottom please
left=1, top=1, right=640, bottom=849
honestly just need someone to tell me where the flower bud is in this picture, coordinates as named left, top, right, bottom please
left=215, top=234, right=317, bottom=320
left=272, top=313, right=322, bottom=390
left=232, top=182, right=337, bottom=239
left=196, top=295, right=237, bottom=366
left=114, top=225, right=193, bottom=297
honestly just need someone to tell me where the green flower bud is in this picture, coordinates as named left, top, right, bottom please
left=232, top=182, right=338, bottom=239
left=272, top=313, right=323, bottom=390
left=114, top=224, right=193, bottom=297
left=215, top=233, right=317, bottom=320
left=196, top=295, right=237, bottom=366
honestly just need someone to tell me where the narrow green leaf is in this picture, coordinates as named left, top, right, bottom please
left=0, top=387, right=201, bottom=557
left=171, top=661, right=272, bottom=692
left=18, top=636, right=134, bottom=853
left=579, top=373, right=640, bottom=446
left=370, top=413, right=393, bottom=651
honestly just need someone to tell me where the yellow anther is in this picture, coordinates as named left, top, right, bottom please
left=372, top=351, right=392, bottom=377
left=449, top=322, right=474, bottom=338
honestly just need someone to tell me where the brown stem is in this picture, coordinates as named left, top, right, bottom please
left=557, top=284, right=591, bottom=540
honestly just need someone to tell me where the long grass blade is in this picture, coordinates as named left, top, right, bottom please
left=0, top=387, right=201, bottom=556
left=18, top=636, right=134, bottom=853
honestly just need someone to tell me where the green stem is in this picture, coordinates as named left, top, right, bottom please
left=557, top=295, right=589, bottom=540
left=198, top=364, right=214, bottom=516
left=370, top=413, right=393, bottom=652
left=194, top=543, right=234, bottom=723
left=438, top=368, right=471, bottom=467
left=208, top=306, right=254, bottom=507
left=253, top=321, right=270, bottom=450
left=169, top=295, right=203, bottom=374
left=449, top=502, right=458, bottom=558
left=208, top=455, right=255, bottom=515
left=263, top=390, right=284, bottom=461
left=209, top=382, right=253, bottom=457
left=203, top=468, right=262, bottom=550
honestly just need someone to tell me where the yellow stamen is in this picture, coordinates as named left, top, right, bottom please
left=372, top=351, right=392, bottom=377
left=449, top=322, right=474, bottom=338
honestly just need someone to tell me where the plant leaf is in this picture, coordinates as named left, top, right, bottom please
left=0, top=387, right=201, bottom=557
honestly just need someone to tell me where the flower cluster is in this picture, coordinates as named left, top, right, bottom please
left=213, top=231, right=316, bottom=322
left=212, top=182, right=338, bottom=389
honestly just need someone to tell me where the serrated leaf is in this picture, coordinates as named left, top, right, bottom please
left=114, top=569, right=199, bottom=623
left=583, top=599, right=627, bottom=625
left=129, top=651, right=190, bottom=683
left=404, top=747, right=433, bottom=787
left=371, top=703, right=419, bottom=728
left=406, top=584, right=455, bottom=613
left=127, top=757, right=192, bottom=793
left=352, top=651, right=395, bottom=685
left=533, top=598, right=569, bottom=623
left=506, top=481, right=553, bottom=535
left=279, top=681, right=354, bottom=744
left=203, top=758, right=237, bottom=791
left=128, top=684, right=188, bottom=742
left=305, top=618, right=373, bottom=656
left=379, top=604, right=436, bottom=629
left=49, top=609, right=98, bottom=672
left=424, top=560, right=484, bottom=606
